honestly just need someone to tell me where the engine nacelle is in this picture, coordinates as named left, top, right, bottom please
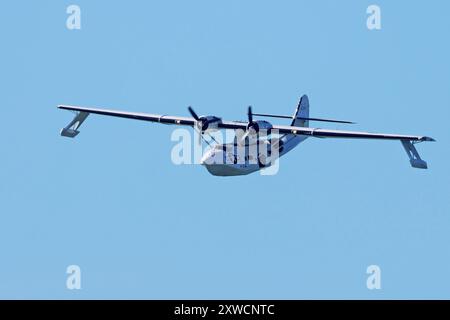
left=197, top=116, right=222, bottom=131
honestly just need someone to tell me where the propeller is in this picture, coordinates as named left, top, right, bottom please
left=236, top=105, right=259, bottom=145
left=188, top=106, right=222, bottom=145
left=246, top=105, right=259, bottom=136
left=188, top=106, right=203, bottom=145
left=188, top=106, right=200, bottom=121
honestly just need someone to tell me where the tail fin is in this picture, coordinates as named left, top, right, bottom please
left=291, top=95, right=309, bottom=127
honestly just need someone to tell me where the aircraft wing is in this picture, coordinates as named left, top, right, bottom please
left=58, top=105, right=196, bottom=137
left=58, top=104, right=433, bottom=142
left=58, top=104, right=434, bottom=169
left=216, top=121, right=433, bottom=141
left=270, top=124, right=435, bottom=169
left=270, top=124, right=435, bottom=142
left=218, top=121, right=435, bottom=169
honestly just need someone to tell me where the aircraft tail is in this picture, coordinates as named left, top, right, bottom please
left=291, top=95, right=309, bottom=127
left=277, top=95, right=310, bottom=154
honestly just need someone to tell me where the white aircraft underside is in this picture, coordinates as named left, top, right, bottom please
left=58, top=94, right=435, bottom=176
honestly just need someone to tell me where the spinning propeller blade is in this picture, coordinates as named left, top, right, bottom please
left=188, top=106, right=200, bottom=121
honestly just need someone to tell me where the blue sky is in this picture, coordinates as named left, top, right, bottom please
left=0, top=0, right=449, bottom=299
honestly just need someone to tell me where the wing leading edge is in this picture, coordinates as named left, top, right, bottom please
left=58, top=105, right=196, bottom=127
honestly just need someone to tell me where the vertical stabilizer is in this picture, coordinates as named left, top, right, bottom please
left=291, top=95, right=309, bottom=127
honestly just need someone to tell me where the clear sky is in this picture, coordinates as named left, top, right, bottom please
left=0, top=0, right=449, bottom=299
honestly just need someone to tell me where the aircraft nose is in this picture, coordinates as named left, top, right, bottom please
left=200, top=152, right=213, bottom=166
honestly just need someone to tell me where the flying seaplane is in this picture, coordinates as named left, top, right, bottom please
left=58, top=95, right=434, bottom=176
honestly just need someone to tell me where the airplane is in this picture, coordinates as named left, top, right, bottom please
left=58, top=94, right=435, bottom=176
